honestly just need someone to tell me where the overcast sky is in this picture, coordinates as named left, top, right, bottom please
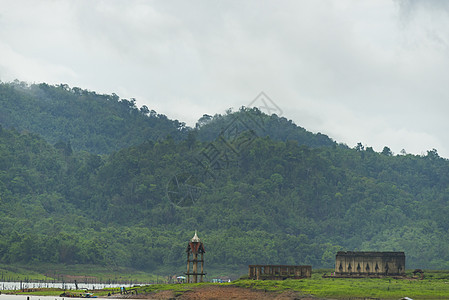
left=1, top=0, right=449, bottom=157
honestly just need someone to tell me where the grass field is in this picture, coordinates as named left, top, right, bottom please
left=4, top=266, right=449, bottom=299
left=0, top=264, right=50, bottom=282
left=232, top=269, right=449, bottom=299
left=0, top=263, right=159, bottom=283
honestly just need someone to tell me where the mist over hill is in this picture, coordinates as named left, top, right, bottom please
left=0, top=81, right=335, bottom=154
left=0, top=81, right=188, bottom=154
left=0, top=81, right=448, bottom=274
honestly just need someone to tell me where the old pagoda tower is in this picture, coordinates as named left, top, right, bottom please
left=185, top=230, right=206, bottom=283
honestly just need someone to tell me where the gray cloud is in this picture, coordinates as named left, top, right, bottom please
left=1, top=0, right=449, bottom=157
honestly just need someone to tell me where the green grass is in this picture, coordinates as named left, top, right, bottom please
left=0, top=263, right=159, bottom=283
left=139, top=282, right=206, bottom=293
left=0, top=264, right=51, bottom=281
left=6, top=277, right=449, bottom=299
left=5, top=266, right=449, bottom=299
left=12, top=289, right=64, bottom=296
left=0, top=263, right=247, bottom=284
left=232, top=269, right=449, bottom=299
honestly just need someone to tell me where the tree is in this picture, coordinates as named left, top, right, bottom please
left=426, top=148, right=440, bottom=160
left=140, top=105, right=150, bottom=115
left=186, top=130, right=197, bottom=149
left=381, top=146, right=392, bottom=156
left=196, top=114, right=213, bottom=128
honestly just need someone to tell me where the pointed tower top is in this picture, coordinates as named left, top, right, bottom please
left=191, top=230, right=200, bottom=243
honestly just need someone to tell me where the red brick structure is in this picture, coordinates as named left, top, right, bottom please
left=335, top=251, right=405, bottom=277
left=248, top=265, right=312, bottom=280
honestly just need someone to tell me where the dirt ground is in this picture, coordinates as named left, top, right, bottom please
left=137, top=285, right=320, bottom=300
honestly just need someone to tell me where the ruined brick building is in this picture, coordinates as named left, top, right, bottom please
left=248, top=265, right=312, bottom=280
left=335, top=251, right=405, bottom=277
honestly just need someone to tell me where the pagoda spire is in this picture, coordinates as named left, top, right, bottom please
left=191, top=230, right=200, bottom=242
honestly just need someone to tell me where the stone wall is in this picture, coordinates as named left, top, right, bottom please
left=335, top=251, right=405, bottom=276
left=248, top=265, right=312, bottom=280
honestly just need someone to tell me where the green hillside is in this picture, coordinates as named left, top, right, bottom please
left=0, top=81, right=448, bottom=276
left=0, top=81, right=187, bottom=154
left=195, top=108, right=335, bottom=148
left=0, top=81, right=335, bottom=154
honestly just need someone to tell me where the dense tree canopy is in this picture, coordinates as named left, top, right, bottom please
left=0, top=81, right=188, bottom=154
left=0, top=81, right=449, bottom=275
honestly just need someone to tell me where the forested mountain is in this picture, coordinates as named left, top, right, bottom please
left=0, top=81, right=334, bottom=154
left=0, top=81, right=449, bottom=275
left=0, top=81, right=188, bottom=154
left=194, top=108, right=335, bottom=148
